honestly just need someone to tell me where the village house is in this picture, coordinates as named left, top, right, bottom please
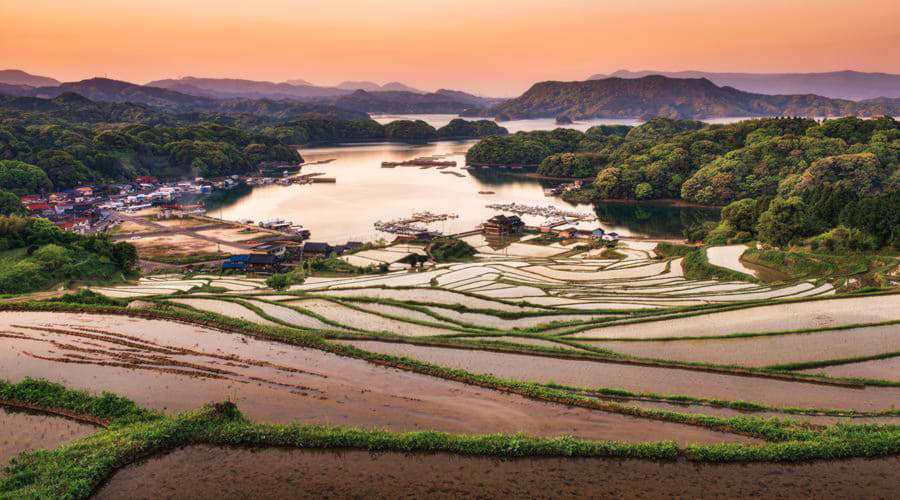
left=482, top=215, right=525, bottom=236
left=135, top=176, right=158, bottom=185
left=19, top=194, right=43, bottom=205
left=301, top=242, right=333, bottom=259
left=221, top=254, right=250, bottom=271
left=246, top=254, right=278, bottom=274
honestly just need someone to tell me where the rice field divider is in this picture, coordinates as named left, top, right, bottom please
left=330, top=296, right=632, bottom=334
left=551, top=290, right=900, bottom=337
left=324, top=297, right=496, bottom=335
left=541, top=382, right=900, bottom=419
left=2, top=301, right=889, bottom=442
left=7, top=393, right=900, bottom=500
left=764, top=350, right=900, bottom=373
left=305, top=284, right=623, bottom=317
left=563, top=318, right=900, bottom=343
left=325, top=295, right=500, bottom=331
left=317, top=283, right=553, bottom=311
left=0, top=378, right=160, bottom=429
left=388, top=333, right=613, bottom=356
left=339, top=335, right=871, bottom=389
left=210, top=296, right=365, bottom=334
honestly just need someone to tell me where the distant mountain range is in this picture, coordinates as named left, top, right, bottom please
left=148, top=77, right=425, bottom=99
left=0, top=69, right=60, bottom=88
left=589, top=70, right=900, bottom=101
left=334, top=81, right=424, bottom=93
left=0, top=71, right=500, bottom=116
left=484, top=76, right=900, bottom=120
left=0, top=78, right=368, bottom=123
left=146, top=77, right=350, bottom=99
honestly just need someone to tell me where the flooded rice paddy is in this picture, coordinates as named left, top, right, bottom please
left=96, top=445, right=900, bottom=499
left=283, top=299, right=462, bottom=336
left=168, top=298, right=277, bottom=326
left=568, top=295, right=900, bottom=339
left=582, top=324, right=900, bottom=367
left=800, top=356, right=900, bottom=381
left=341, top=340, right=900, bottom=411
left=0, top=312, right=749, bottom=443
left=0, top=406, right=98, bottom=465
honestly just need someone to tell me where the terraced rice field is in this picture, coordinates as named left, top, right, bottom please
left=283, top=299, right=465, bottom=336
left=168, top=298, right=278, bottom=326
left=339, top=340, right=900, bottom=411
left=0, top=407, right=98, bottom=464
left=800, top=356, right=900, bottom=381
left=96, top=446, right=900, bottom=499
left=0, top=312, right=747, bottom=443
left=568, top=295, right=900, bottom=339
left=12, top=243, right=897, bottom=495
left=582, top=324, right=900, bottom=367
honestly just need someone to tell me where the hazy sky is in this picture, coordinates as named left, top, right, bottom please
left=3, top=0, right=899, bottom=96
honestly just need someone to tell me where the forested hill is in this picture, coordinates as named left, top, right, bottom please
left=483, top=76, right=900, bottom=120
left=589, top=70, right=900, bottom=101
left=0, top=92, right=505, bottom=191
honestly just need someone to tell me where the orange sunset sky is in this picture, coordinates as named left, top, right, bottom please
left=2, top=0, right=899, bottom=96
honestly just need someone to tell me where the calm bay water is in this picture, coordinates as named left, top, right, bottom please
left=213, top=117, right=721, bottom=244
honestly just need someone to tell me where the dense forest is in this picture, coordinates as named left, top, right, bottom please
left=467, top=115, right=899, bottom=249
left=0, top=93, right=506, bottom=191
left=0, top=215, right=138, bottom=293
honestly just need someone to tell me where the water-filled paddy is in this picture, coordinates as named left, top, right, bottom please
left=800, top=356, right=900, bottom=381
left=582, top=325, right=900, bottom=367
left=568, top=295, right=900, bottom=339
left=341, top=340, right=900, bottom=411
left=168, top=298, right=277, bottom=325
left=283, top=299, right=461, bottom=336
left=95, top=445, right=900, bottom=499
left=0, top=406, right=98, bottom=465
left=0, top=312, right=747, bottom=443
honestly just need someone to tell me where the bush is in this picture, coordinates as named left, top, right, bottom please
left=808, top=226, right=879, bottom=253
left=430, top=239, right=477, bottom=262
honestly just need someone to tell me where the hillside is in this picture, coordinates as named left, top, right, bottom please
left=0, top=78, right=366, bottom=121
left=147, top=77, right=349, bottom=99
left=590, top=70, right=900, bottom=101
left=322, top=89, right=489, bottom=114
left=484, top=76, right=900, bottom=120
left=0, top=69, right=60, bottom=88
left=336, top=81, right=423, bottom=93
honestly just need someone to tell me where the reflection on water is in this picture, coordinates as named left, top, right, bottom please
left=209, top=119, right=720, bottom=243
left=592, top=202, right=719, bottom=239
left=372, top=114, right=643, bottom=133
left=210, top=141, right=719, bottom=243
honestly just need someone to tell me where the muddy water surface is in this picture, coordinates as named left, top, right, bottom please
left=569, top=295, right=900, bottom=339
left=0, top=406, right=98, bottom=465
left=584, top=325, right=900, bottom=367
left=95, top=445, right=900, bottom=499
left=0, top=312, right=749, bottom=444
left=342, top=340, right=900, bottom=411
left=801, top=356, right=900, bottom=381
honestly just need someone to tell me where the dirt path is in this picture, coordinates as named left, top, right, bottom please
left=110, top=212, right=255, bottom=251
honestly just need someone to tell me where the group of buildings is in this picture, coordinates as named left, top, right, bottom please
left=481, top=214, right=618, bottom=241
left=221, top=240, right=364, bottom=274
left=18, top=176, right=228, bottom=234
